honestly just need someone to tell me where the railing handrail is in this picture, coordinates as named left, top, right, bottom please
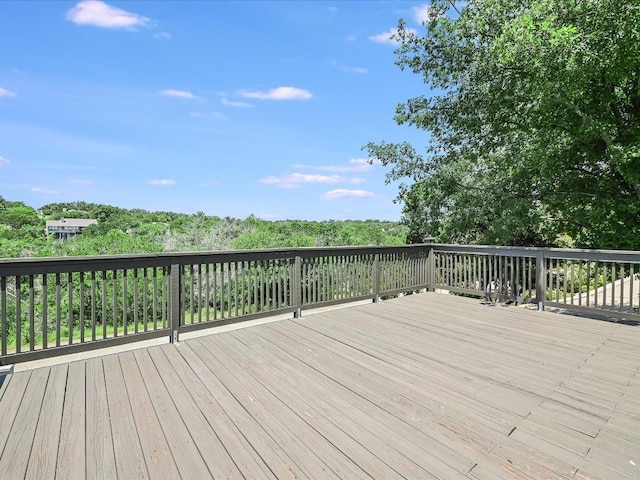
left=431, top=243, right=640, bottom=260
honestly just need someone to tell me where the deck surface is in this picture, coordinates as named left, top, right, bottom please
left=1, top=293, right=639, bottom=479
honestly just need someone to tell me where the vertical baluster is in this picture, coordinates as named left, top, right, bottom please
left=42, top=274, right=48, bottom=349
left=236, top=261, right=241, bottom=315
left=205, top=263, right=211, bottom=321
left=122, top=270, right=128, bottom=336
left=56, top=273, right=61, bottom=347
left=547, top=259, right=553, bottom=303
left=80, top=272, right=85, bottom=343
left=29, top=275, right=35, bottom=351
left=610, top=263, right=616, bottom=310
left=586, top=262, right=592, bottom=307
left=90, top=271, right=97, bottom=340
left=141, top=269, right=147, bottom=332
left=112, top=270, right=118, bottom=337
left=152, top=268, right=158, bottom=330
left=213, top=263, right=218, bottom=320
left=133, top=269, right=139, bottom=334
left=198, top=264, right=203, bottom=322
left=578, top=261, right=583, bottom=306
left=1, top=277, right=7, bottom=356
left=527, top=257, right=532, bottom=299
left=102, top=271, right=108, bottom=339
left=227, top=262, right=232, bottom=317
left=619, top=264, right=624, bottom=312
left=594, top=262, right=599, bottom=308
left=602, top=263, right=607, bottom=309
left=562, top=260, right=567, bottom=304
left=553, top=259, right=559, bottom=302
left=67, top=272, right=74, bottom=345
left=629, top=264, right=635, bottom=314
left=259, top=261, right=265, bottom=312
left=570, top=261, right=575, bottom=305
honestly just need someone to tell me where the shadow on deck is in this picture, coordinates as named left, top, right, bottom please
left=0, top=293, right=639, bottom=479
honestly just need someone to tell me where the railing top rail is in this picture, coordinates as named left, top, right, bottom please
left=0, top=244, right=435, bottom=276
left=432, top=244, right=640, bottom=262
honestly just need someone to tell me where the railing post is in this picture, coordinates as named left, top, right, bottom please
left=535, top=250, right=546, bottom=311
left=373, top=253, right=380, bottom=302
left=169, top=262, right=181, bottom=344
left=427, top=245, right=435, bottom=292
left=293, top=255, right=302, bottom=318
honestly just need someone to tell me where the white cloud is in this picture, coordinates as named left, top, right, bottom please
left=190, top=111, right=227, bottom=120
left=412, top=4, right=439, bottom=23
left=154, top=32, right=171, bottom=40
left=339, top=66, right=369, bottom=74
left=0, top=87, right=16, bottom=97
left=69, top=179, right=93, bottom=185
left=351, top=177, right=366, bottom=184
left=369, top=27, right=416, bottom=45
left=147, top=179, right=176, bottom=186
left=31, top=187, right=61, bottom=195
left=293, top=158, right=374, bottom=173
left=0, top=156, right=9, bottom=166
left=322, top=189, right=375, bottom=200
left=221, top=98, right=253, bottom=108
left=65, top=0, right=149, bottom=30
left=239, top=86, right=312, bottom=101
left=261, top=173, right=344, bottom=189
left=162, top=89, right=196, bottom=99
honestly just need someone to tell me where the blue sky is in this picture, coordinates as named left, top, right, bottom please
left=0, top=1, right=432, bottom=220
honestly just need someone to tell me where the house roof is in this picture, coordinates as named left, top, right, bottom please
left=45, top=218, right=98, bottom=228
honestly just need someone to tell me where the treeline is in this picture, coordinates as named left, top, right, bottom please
left=0, top=197, right=409, bottom=258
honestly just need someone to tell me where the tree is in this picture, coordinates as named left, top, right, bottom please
left=365, top=0, right=640, bottom=248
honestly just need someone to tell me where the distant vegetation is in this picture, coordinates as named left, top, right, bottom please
left=0, top=197, right=409, bottom=259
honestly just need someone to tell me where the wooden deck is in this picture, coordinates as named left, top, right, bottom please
left=0, top=293, right=639, bottom=480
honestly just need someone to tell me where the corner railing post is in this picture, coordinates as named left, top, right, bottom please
left=293, top=255, right=302, bottom=318
left=373, top=253, right=380, bottom=302
left=427, top=244, right=435, bottom=292
left=535, top=249, right=546, bottom=311
left=169, top=262, right=181, bottom=344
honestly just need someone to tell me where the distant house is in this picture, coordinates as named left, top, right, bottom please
left=45, top=218, right=98, bottom=241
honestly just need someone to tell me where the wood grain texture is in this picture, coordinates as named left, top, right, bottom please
left=0, top=293, right=638, bottom=479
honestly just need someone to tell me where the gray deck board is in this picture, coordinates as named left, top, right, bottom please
left=0, top=368, right=49, bottom=479
left=25, top=364, right=67, bottom=480
left=1, top=293, right=639, bottom=479
left=56, top=361, right=85, bottom=479
left=117, top=351, right=179, bottom=480
left=85, top=357, right=117, bottom=480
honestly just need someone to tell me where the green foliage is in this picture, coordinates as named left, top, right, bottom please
left=0, top=197, right=407, bottom=259
left=365, top=0, right=640, bottom=248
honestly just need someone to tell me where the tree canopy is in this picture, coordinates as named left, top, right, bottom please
left=366, top=0, right=640, bottom=248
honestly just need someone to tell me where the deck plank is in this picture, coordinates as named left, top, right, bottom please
left=117, top=351, right=180, bottom=480
left=102, top=354, right=149, bottom=479
left=0, top=368, right=50, bottom=479
left=25, top=364, right=68, bottom=480
left=131, top=348, right=212, bottom=479
left=0, top=370, right=31, bottom=459
left=145, top=346, right=244, bottom=480
left=85, top=357, right=117, bottom=480
left=56, top=361, right=86, bottom=480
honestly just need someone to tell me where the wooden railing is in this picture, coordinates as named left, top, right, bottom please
left=1, top=244, right=638, bottom=364
left=0, top=246, right=430, bottom=364
left=432, top=245, right=640, bottom=321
